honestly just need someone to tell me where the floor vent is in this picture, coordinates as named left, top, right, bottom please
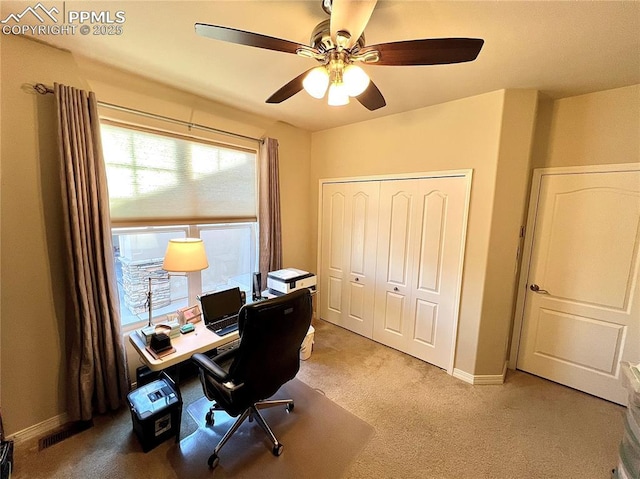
left=38, top=420, right=93, bottom=451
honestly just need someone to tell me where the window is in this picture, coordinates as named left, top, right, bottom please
left=102, top=123, right=258, bottom=327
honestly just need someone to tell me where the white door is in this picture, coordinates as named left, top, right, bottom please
left=373, top=176, right=468, bottom=370
left=320, top=181, right=379, bottom=337
left=517, top=168, right=640, bottom=404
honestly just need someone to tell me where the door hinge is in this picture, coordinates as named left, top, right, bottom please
left=519, top=225, right=526, bottom=238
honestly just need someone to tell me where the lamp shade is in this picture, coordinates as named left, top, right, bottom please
left=162, top=238, right=209, bottom=272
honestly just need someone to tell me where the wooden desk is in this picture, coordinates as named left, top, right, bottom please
left=129, top=321, right=239, bottom=371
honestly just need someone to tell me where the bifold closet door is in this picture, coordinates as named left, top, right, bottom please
left=373, top=176, right=467, bottom=370
left=320, top=181, right=379, bottom=337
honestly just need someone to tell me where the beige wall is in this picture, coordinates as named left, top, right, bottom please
left=310, top=89, right=539, bottom=375
left=0, top=35, right=311, bottom=436
left=1, top=36, right=86, bottom=438
left=537, top=84, right=640, bottom=169
left=262, top=122, right=313, bottom=272
left=475, top=90, right=538, bottom=374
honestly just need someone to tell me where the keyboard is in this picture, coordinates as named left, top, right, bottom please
left=206, top=314, right=239, bottom=336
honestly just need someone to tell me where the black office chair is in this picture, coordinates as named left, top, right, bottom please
left=191, top=288, right=313, bottom=469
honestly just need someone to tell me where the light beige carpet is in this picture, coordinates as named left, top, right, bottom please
left=12, top=319, right=625, bottom=479
left=168, top=378, right=374, bottom=478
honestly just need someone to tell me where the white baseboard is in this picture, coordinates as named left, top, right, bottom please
left=7, top=412, right=69, bottom=446
left=453, top=362, right=507, bottom=385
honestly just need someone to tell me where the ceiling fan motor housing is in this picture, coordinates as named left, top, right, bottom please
left=310, top=19, right=365, bottom=57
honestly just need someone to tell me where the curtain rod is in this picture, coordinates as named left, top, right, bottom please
left=33, top=83, right=264, bottom=144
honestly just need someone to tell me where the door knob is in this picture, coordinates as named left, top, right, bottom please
left=393, top=287, right=399, bottom=292
left=530, top=284, right=549, bottom=294
left=355, top=277, right=359, bottom=282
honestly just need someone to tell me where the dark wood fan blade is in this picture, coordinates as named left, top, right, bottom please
left=266, top=69, right=313, bottom=104
left=195, top=23, right=318, bottom=56
left=356, top=80, right=386, bottom=111
left=360, top=38, right=484, bottom=66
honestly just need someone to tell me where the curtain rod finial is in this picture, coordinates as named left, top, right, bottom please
left=33, top=83, right=54, bottom=95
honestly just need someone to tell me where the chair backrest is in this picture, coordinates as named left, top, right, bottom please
left=228, top=289, right=312, bottom=404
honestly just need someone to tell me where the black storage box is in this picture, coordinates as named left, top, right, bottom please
left=127, top=374, right=182, bottom=452
left=136, top=365, right=161, bottom=387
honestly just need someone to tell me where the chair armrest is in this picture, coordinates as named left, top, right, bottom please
left=211, top=346, right=238, bottom=365
left=191, top=352, right=230, bottom=382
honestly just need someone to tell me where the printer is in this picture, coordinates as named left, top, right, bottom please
left=267, top=268, right=317, bottom=295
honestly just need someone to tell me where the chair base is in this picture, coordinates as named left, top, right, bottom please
left=206, top=398, right=294, bottom=469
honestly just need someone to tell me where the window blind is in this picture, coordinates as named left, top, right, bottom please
left=101, top=123, right=257, bottom=226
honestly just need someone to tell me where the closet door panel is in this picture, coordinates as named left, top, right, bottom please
left=386, top=192, right=413, bottom=286
left=406, top=177, right=467, bottom=369
left=414, top=299, right=437, bottom=345
left=382, top=291, right=405, bottom=335
left=343, top=182, right=379, bottom=337
left=417, top=191, right=446, bottom=293
left=320, top=186, right=346, bottom=325
left=320, top=181, right=379, bottom=338
left=349, top=192, right=369, bottom=275
left=327, top=276, right=343, bottom=313
left=373, top=181, right=416, bottom=350
left=347, top=281, right=366, bottom=320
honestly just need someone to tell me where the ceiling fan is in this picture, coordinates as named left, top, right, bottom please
left=195, top=0, right=484, bottom=111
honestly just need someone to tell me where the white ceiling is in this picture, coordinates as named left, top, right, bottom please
left=4, top=1, right=640, bottom=132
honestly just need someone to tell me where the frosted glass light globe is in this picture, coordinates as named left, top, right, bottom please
left=303, top=67, right=330, bottom=99
left=343, top=64, right=370, bottom=97
left=328, top=83, right=350, bottom=106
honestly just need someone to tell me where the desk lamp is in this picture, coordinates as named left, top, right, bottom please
left=146, top=238, right=209, bottom=328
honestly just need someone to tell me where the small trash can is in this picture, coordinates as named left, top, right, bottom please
left=127, top=373, right=182, bottom=452
left=300, top=325, right=315, bottom=361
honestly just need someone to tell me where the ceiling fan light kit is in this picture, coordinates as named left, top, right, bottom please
left=195, top=0, right=484, bottom=111
left=302, top=66, right=330, bottom=99
left=303, top=54, right=371, bottom=103
left=343, top=64, right=370, bottom=96
left=328, top=82, right=349, bottom=106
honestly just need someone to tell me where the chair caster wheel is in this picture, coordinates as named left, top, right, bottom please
left=208, top=453, right=220, bottom=469
left=286, top=402, right=294, bottom=412
left=272, top=443, right=284, bottom=456
left=205, top=411, right=214, bottom=427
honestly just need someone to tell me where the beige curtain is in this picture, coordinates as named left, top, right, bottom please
left=258, top=137, right=283, bottom=289
left=55, top=83, right=128, bottom=421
